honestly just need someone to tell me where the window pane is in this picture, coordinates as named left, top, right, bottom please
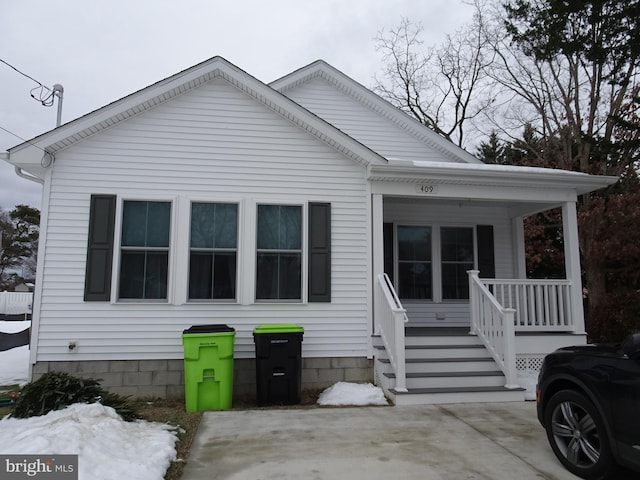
left=121, top=201, right=147, bottom=246
left=214, top=204, right=238, bottom=248
left=256, top=252, right=278, bottom=299
left=119, top=251, right=145, bottom=298
left=256, top=252, right=301, bottom=300
left=189, top=252, right=213, bottom=299
left=213, top=253, right=237, bottom=299
left=279, top=206, right=301, bottom=249
left=190, top=203, right=216, bottom=248
left=122, top=201, right=170, bottom=247
left=398, top=226, right=431, bottom=261
left=441, top=227, right=473, bottom=262
left=442, top=263, right=473, bottom=299
left=147, top=202, right=171, bottom=247
left=399, top=262, right=432, bottom=300
left=278, top=253, right=301, bottom=299
left=119, top=251, right=168, bottom=299
left=191, top=203, right=238, bottom=249
left=145, top=252, right=168, bottom=298
left=257, top=205, right=301, bottom=249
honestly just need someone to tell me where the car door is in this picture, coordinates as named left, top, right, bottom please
left=609, top=354, right=640, bottom=467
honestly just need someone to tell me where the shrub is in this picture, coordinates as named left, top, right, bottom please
left=11, top=371, right=139, bottom=421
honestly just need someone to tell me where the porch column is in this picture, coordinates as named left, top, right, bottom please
left=371, top=194, right=384, bottom=334
left=512, top=216, right=527, bottom=278
left=562, top=201, right=586, bottom=334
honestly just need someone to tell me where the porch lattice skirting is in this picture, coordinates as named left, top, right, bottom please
left=29, top=357, right=373, bottom=399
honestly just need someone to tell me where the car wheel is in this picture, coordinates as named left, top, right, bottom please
left=544, top=389, right=615, bottom=480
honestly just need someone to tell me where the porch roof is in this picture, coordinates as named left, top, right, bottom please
left=368, top=159, right=618, bottom=196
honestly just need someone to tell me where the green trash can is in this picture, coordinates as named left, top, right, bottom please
left=182, top=324, right=235, bottom=412
left=253, top=324, right=304, bottom=406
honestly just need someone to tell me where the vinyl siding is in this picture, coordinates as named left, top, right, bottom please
left=36, top=77, right=370, bottom=362
left=384, top=198, right=515, bottom=327
left=282, top=77, right=449, bottom=163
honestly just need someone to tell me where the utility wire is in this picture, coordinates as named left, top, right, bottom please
left=0, top=58, right=55, bottom=106
left=0, top=124, right=51, bottom=157
left=0, top=124, right=33, bottom=144
left=0, top=58, right=47, bottom=88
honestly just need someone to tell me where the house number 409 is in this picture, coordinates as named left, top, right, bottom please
left=416, top=184, right=438, bottom=194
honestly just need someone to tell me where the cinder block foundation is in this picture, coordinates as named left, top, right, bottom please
left=30, top=357, right=374, bottom=400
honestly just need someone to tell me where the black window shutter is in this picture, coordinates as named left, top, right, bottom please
left=477, top=225, right=495, bottom=278
left=308, top=202, right=331, bottom=302
left=84, top=195, right=116, bottom=301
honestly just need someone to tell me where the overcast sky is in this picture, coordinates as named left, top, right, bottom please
left=0, top=0, right=474, bottom=211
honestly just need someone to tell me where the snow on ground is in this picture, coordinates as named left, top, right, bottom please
left=317, top=382, right=388, bottom=406
left=0, top=403, right=178, bottom=480
left=1, top=321, right=179, bottom=480
left=0, top=321, right=30, bottom=385
left=517, top=371, right=539, bottom=401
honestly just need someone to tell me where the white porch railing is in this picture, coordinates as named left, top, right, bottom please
left=375, top=273, right=408, bottom=392
left=481, top=278, right=574, bottom=332
left=0, top=292, right=33, bottom=316
left=468, top=271, right=519, bottom=388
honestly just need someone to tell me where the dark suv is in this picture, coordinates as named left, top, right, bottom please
left=536, top=333, right=640, bottom=480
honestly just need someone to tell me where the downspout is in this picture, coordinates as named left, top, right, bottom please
left=0, top=152, right=46, bottom=185
left=15, top=166, right=44, bottom=185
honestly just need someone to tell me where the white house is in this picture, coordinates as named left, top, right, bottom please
left=2, top=57, right=616, bottom=404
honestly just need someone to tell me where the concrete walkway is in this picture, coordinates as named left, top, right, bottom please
left=181, top=402, right=585, bottom=480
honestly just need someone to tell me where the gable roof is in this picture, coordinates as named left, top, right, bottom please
left=6, top=56, right=387, bottom=179
left=270, top=60, right=483, bottom=165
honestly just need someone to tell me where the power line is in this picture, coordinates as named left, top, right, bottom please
left=0, top=58, right=55, bottom=106
left=0, top=58, right=48, bottom=88
left=0, top=124, right=51, bottom=157
left=0, top=124, right=32, bottom=144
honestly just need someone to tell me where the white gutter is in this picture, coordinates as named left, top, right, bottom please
left=0, top=152, right=45, bottom=185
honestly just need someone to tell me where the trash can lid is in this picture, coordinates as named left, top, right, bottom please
left=183, top=324, right=235, bottom=335
left=253, top=323, right=304, bottom=334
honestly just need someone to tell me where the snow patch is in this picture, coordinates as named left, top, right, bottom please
left=317, top=382, right=388, bottom=406
left=0, top=403, right=178, bottom=480
left=0, top=321, right=30, bottom=385
left=517, top=371, right=538, bottom=401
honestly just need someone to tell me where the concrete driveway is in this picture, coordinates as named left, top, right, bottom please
left=181, top=402, right=590, bottom=480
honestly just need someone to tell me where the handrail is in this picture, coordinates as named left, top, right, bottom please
left=375, top=273, right=408, bottom=392
left=468, top=271, right=518, bottom=389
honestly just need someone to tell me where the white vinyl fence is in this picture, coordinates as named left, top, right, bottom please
left=0, top=292, right=33, bottom=316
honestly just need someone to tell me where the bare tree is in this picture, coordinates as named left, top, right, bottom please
left=374, top=9, right=495, bottom=148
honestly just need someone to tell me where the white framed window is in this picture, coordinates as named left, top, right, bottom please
left=188, top=202, right=238, bottom=301
left=255, top=204, right=303, bottom=301
left=118, top=200, right=172, bottom=300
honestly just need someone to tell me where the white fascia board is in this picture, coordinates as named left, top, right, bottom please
left=8, top=57, right=383, bottom=172
left=271, top=60, right=484, bottom=165
left=368, top=161, right=618, bottom=196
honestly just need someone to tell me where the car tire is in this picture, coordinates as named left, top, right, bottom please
left=544, top=389, right=616, bottom=480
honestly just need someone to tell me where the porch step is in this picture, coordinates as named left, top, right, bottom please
left=383, top=370, right=506, bottom=389
left=405, top=344, right=487, bottom=359
left=378, top=356, right=499, bottom=373
left=389, top=386, right=526, bottom=406
left=373, top=330, right=526, bottom=405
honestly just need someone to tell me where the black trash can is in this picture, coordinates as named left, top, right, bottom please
left=253, top=324, right=304, bottom=406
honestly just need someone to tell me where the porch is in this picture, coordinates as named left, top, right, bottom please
left=368, top=165, right=593, bottom=404
left=373, top=272, right=586, bottom=405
